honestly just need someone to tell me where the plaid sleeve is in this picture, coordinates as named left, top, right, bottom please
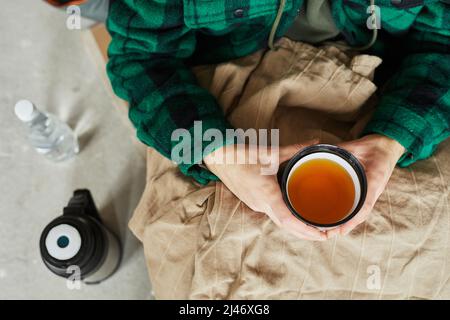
left=363, top=2, right=450, bottom=166
left=106, top=0, right=233, bottom=185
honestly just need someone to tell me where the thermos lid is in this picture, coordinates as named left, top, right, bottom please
left=39, top=209, right=106, bottom=279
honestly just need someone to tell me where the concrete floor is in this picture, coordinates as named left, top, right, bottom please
left=0, top=1, right=153, bottom=299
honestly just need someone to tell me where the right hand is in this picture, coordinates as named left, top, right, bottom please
left=203, top=142, right=327, bottom=241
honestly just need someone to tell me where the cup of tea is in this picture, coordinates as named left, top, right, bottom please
left=278, top=144, right=367, bottom=230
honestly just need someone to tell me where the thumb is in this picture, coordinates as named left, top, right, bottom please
left=278, top=139, right=319, bottom=163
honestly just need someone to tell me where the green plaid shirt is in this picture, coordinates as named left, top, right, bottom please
left=106, top=0, right=450, bottom=184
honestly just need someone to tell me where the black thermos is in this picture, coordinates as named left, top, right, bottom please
left=39, top=189, right=121, bottom=284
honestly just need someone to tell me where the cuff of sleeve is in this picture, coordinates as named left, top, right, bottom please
left=175, top=116, right=235, bottom=185
left=362, top=105, right=436, bottom=167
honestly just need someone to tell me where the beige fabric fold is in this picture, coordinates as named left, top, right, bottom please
left=129, top=38, right=450, bottom=299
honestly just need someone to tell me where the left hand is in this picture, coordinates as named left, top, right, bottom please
left=327, top=134, right=405, bottom=237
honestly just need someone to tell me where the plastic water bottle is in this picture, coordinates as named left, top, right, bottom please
left=14, top=100, right=79, bottom=162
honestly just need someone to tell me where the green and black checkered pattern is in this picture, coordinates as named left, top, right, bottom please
left=106, top=0, right=450, bottom=184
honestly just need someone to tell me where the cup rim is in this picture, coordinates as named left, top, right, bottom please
left=280, top=144, right=367, bottom=228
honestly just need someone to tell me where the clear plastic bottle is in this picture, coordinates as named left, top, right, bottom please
left=14, top=100, right=79, bottom=162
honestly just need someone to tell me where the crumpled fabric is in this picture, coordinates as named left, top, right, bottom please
left=130, top=38, right=450, bottom=299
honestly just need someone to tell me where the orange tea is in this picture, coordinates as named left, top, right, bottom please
left=287, top=158, right=355, bottom=225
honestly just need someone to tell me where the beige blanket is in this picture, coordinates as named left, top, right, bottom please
left=129, top=38, right=450, bottom=299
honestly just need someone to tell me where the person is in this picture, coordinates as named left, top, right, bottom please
left=104, top=1, right=448, bottom=240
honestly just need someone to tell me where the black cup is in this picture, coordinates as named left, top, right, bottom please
left=278, top=144, right=367, bottom=229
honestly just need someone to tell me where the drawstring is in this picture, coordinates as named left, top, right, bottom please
left=268, top=0, right=378, bottom=51
left=352, top=0, right=378, bottom=51
left=268, top=0, right=286, bottom=50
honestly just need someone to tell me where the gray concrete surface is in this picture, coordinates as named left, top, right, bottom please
left=0, top=1, right=153, bottom=299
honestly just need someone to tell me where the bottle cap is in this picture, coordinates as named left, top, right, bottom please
left=14, top=100, right=39, bottom=122
left=44, top=224, right=82, bottom=260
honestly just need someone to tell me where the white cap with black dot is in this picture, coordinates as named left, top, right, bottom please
left=44, top=224, right=82, bottom=261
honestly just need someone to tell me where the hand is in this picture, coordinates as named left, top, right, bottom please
left=204, top=141, right=327, bottom=241
left=327, top=134, right=405, bottom=237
